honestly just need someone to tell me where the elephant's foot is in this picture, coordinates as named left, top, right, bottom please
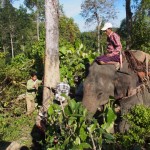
left=119, top=120, right=129, bottom=133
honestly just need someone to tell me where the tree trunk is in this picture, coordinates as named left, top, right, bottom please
left=3, top=45, right=6, bottom=53
left=10, top=33, right=14, bottom=58
left=97, top=19, right=102, bottom=53
left=97, top=23, right=100, bottom=53
left=125, top=0, right=132, bottom=50
left=42, top=0, right=60, bottom=112
left=1, top=0, right=5, bottom=8
left=22, top=35, right=25, bottom=52
left=36, top=9, right=40, bottom=41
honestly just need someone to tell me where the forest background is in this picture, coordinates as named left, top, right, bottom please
left=0, top=0, right=150, bottom=149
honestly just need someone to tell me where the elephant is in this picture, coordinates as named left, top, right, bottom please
left=82, top=50, right=150, bottom=132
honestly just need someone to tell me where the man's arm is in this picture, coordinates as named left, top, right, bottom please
left=37, top=80, right=42, bottom=85
left=112, top=33, right=122, bottom=52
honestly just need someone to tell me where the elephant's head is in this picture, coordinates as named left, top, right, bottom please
left=82, top=60, right=139, bottom=116
left=82, top=62, right=116, bottom=115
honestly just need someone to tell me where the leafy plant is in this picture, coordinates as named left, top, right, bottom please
left=59, top=44, right=98, bottom=86
left=45, top=99, right=116, bottom=150
left=116, top=105, right=150, bottom=150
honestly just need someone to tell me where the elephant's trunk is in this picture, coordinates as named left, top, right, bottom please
left=82, top=82, right=99, bottom=117
left=82, top=95, right=98, bottom=117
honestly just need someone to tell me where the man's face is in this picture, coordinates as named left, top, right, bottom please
left=104, top=29, right=111, bottom=36
left=32, top=75, right=37, bottom=81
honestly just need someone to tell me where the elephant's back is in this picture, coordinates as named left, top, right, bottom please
left=130, top=50, right=149, bottom=62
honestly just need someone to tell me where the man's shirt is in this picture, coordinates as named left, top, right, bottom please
left=107, top=32, right=122, bottom=56
left=26, top=79, right=42, bottom=95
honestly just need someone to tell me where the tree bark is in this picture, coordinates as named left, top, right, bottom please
left=126, top=0, right=132, bottom=50
left=97, top=22, right=100, bottom=53
left=42, top=0, right=60, bottom=112
left=10, top=33, right=14, bottom=58
left=36, top=9, right=40, bottom=41
left=97, top=19, right=102, bottom=53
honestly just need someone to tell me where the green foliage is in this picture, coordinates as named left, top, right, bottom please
left=0, top=52, right=7, bottom=80
left=117, top=19, right=127, bottom=40
left=0, top=2, right=35, bottom=57
left=0, top=53, right=34, bottom=107
left=79, top=31, right=97, bottom=51
left=29, top=37, right=45, bottom=78
left=45, top=99, right=116, bottom=149
left=102, top=107, right=117, bottom=133
left=6, top=53, right=34, bottom=81
left=59, top=15, right=80, bottom=46
left=132, top=15, right=150, bottom=52
left=116, top=105, right=150, bottom=150
left=24, top=0, right=45, bottom=20
left=117, top=0, right=150, bottom=51
left=59, top=43, right=98, bottom=86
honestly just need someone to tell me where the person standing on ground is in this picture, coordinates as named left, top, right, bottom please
left=26, top=72, right=42, bottom=115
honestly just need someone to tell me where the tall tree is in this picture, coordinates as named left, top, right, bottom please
left=42, top=0, right=60, bottom=112
left=24, top=0, right=45, bottom=41
left=0, top=0, right=18, bottom=58
left=0, top=1, right=34, bottom=58
left=81, top=0, right=116, bottom=52
left=124, top=0, right=150, bottom=50
left=125, top=0, right=132, bottom=50
left=131, top=0, right=150, bottom=50
left=0, top=0, right=5, bottom=8
left=80, top=31, right=97, bottom=51
left=59, top=15, right=80, bottom=46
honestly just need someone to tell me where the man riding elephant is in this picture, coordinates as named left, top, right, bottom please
left=82, top=50, right=150, bottom=132
left=96, top=22, right=122, bottom=69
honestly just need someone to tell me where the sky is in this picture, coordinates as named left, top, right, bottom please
left=13, top=0, right=126, bottom=32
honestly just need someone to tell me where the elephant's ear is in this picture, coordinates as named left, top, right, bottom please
left=114, top=73, right=131, bottom=100
left=114, top=78, right=124, bottom=100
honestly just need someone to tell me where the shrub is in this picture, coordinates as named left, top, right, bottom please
left=116, top=105, right=150, bottom=150
left=45, top=99, right=116, bottom=150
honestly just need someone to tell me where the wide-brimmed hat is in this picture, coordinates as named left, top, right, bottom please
left=101, top=22, right=112, bottom=31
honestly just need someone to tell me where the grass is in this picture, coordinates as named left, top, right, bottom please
left=0, top=111, right=38, bottom=149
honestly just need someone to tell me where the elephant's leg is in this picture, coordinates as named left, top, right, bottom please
left=118, top=94, right=143, bottom=133
left=119, top=119, right=130, bottom=133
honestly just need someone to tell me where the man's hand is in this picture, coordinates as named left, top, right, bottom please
left=33, top=85, right=36, bottom=88
left=33, top=84, right=38, bottom=89
left=106, top=53, right=112, bottom=57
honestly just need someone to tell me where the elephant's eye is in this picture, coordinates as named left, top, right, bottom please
left=97, top=92, right=102, bottom=100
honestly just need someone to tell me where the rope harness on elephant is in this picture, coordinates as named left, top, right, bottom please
left=121, top=83, right=146, bottom=100
left=124, top=50, right=146, bottom=73
left=119, top=51, right=150, bottom=100
left=125, top=50, right=150, bottom=82
left=124, top=50, right=150, bottom=81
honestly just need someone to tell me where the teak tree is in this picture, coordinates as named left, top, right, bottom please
left=24, top=0, right=45, bottom=41
left=43, top=0, right=60, bottom=112
left=125, top=0, right=132, bottom=50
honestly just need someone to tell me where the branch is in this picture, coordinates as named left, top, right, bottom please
left=0, top=82, right=11, bottom=94
left=89, top=131, right=96, bottom=150
left=0, top=76, right=8, bottom=85
left=12, top=81, right=26, bottom=87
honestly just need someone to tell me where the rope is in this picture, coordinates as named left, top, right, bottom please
left=124, top=51, right=146, bottom=72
